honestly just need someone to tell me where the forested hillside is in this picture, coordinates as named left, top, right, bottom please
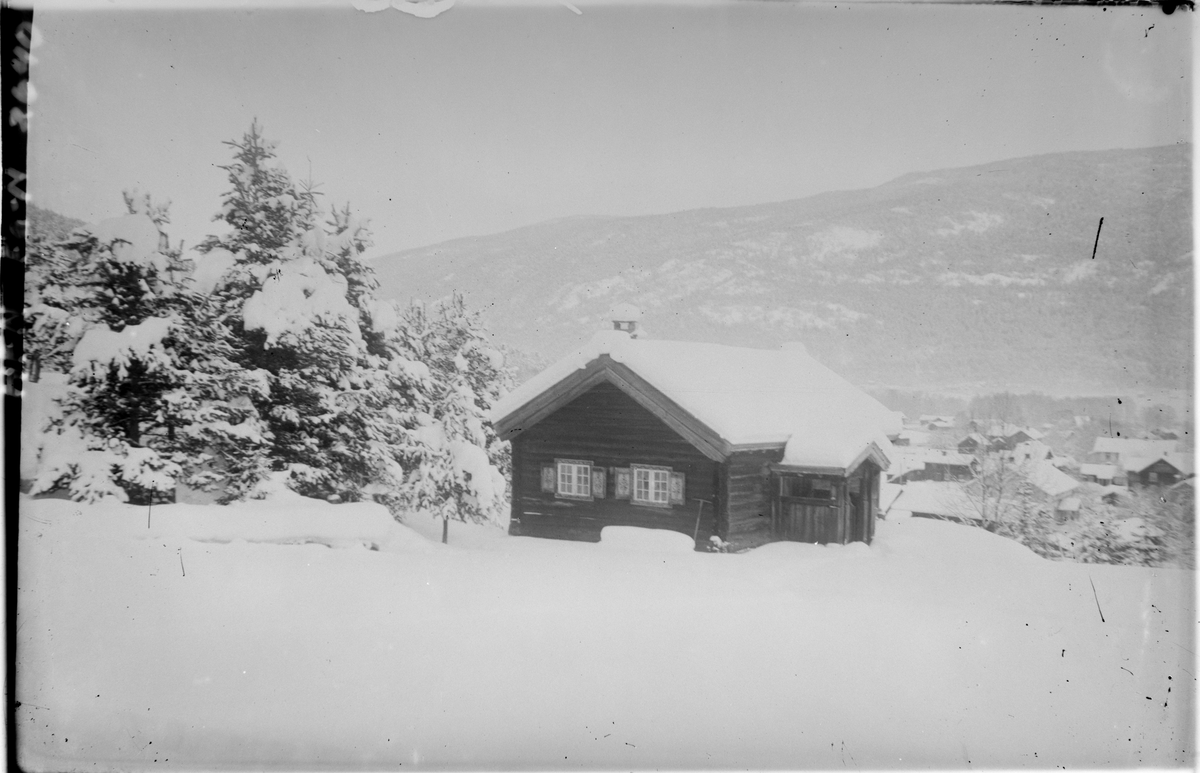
left=372, top=144, right=1192, bottom=396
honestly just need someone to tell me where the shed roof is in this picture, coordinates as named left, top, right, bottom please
left=491, top=330, right=900, bottom=471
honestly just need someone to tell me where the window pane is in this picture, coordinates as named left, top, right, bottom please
left=652, top=470, right=669, bottom=502
left=634, top=469, right=649, bottom=500
left=558, top=462, right=593, bottom=496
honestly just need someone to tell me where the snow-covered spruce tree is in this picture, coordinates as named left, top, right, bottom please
left=1069, top=490, right=1194, bottom=568
left=32, top=194, right=270, bottom=504
left=23, top=205, right=95, bottom=376
left=401, top=294, right=512, bottom=543
left=198, top=122, right=428, bottom=503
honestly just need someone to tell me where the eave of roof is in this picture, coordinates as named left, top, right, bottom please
left=771, top=441, right=891, bottom=477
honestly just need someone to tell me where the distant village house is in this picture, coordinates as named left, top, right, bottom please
left=1086, top=438, right=1193, bottom=489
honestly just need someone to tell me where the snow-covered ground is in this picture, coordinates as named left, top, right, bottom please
left=17, top=496, right=1195, bottom=770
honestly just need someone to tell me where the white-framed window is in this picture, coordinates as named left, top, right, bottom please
left=556, top=459, right=592, bottom=499
left=632, top=465, right=670, bottom=506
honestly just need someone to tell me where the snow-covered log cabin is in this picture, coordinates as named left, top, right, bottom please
left=490, top=323, right=901, bottom=551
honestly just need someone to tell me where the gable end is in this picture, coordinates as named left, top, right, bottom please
left=494, top=355, right=732, bottom=462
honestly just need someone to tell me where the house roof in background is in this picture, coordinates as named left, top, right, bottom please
left=1080, top=463, right=1122, bottom=479
left=1023, top=460, right=1079, bottom=498
left=1123, top=452, right=1194, bottom=476
left=1056, top=497, right=1082, bottom=512
left=1091, top=437, right=1178, bottom=458
left=888, top=481, right=978, bottom=520
left=1012, top=440, right=1052, bottom=461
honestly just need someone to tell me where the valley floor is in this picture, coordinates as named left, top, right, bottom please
left=15, top=495, right=1195, bottom=770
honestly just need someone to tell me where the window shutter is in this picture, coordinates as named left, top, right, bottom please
left=614, top=468, right=632, bottom=499
left=541, top=465, right=556, bottom=493
left=669, top=472, right=685, bottom=505
left=591, top=468, right=607, bottom=498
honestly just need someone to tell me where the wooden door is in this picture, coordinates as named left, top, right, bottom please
left=779, top=499, right=839, bottom=544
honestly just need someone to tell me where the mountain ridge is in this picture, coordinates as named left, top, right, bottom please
left=364, top=145, right=1195, bottom=396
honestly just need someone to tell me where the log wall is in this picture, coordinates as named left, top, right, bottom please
left=723, top=449, right=784, bottom=551
left=511, top=381, right=719, bottom=548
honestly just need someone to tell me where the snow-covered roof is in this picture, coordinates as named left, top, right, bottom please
left=1011, top=440, right=1052, bottom=462
left=888, top=481, right=977, bottom=520
left=492, top=330, right=900, bottom=471
left=888, top=448, right=974, bottom=473
left=608, top=302, right=643, bottom=321
left=982, top=422, right=1039, bottom=439
left=886, top=453, right=926, bottom=479
left=1056, top=496, right=1081, bottom=512
left=1049, top=454, right=1076, bottom=470
left=1080, top=463, right=1122, bottom=479
left=1023, top=460, right=1079, bottom=499
left=1123, top=451, right=1194, bottom=476
left=1091, top=437, right=1177, bottom=458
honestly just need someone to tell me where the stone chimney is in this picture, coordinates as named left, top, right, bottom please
left=609, top=302, right=643, bottom=339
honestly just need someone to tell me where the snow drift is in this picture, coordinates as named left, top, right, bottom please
left=16, top=496, right=1194, bottom=770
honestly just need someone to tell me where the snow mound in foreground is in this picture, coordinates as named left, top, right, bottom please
left=873, top=515, right=1043, bottom=564
left=745, top=537, right=873, bottom=562
left=16, top=496, right=1195, bottom=770
left=599, top=525, right=697, bottom=552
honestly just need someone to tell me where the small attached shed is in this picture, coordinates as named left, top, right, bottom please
left=491, top=331, right=899, bottom=551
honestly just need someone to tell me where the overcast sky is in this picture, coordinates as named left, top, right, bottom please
left=27, top=1, right=1192, bottom=259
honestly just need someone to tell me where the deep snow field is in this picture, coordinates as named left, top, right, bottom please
left=16, top=493, right=1195, bottom=771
